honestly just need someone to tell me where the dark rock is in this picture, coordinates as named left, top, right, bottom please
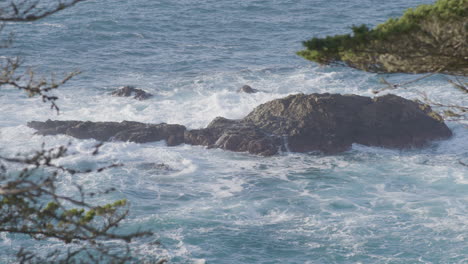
left=28, top=93, right=452, bottom=156
left=185, top=117, right=281, bottom=156
left=243, top=93, right=451, bottom=153
left=28, top=120, right=186, bottom=146
left=243, top=93, right=370, bottom=153
left=184, top=93, right=451, bottom=155
left=355, top=94, right=452, bottom=148
left=111, top=86, right=153, bottom=100
left=238, top=85, right=258, bottom=94
left=137, top=162, right=174, bottom=172
left=184, top=117, right=239, bottom=147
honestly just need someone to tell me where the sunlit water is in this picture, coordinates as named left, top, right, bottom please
left=0, top=0, right=467, bottom=263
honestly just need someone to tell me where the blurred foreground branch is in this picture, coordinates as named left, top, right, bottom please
left=0, top=144, right=157, bottom=263
left=0, top=1, right=166, bottom=263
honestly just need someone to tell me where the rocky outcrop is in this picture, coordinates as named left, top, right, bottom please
left=238, top=85, right=259, bottom=94
left=184, top=117, right=281, bottom=156
left=28, top=120, right=186, bottom=146
left=298, top=0, right=467, bottom=75
left=28, top=93, right=452, bottom=156
left=244, top=93, right=452, bottom=152
left=111, top=86, right=153, bottom=100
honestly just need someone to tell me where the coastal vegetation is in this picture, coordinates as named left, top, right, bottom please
left=297, top=0, right=467, bottom=75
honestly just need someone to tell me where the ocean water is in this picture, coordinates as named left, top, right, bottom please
left=0, top=0, right=467, bottom=263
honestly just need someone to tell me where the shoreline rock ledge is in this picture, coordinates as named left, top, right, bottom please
left=28, top=93, right=452, bottom=156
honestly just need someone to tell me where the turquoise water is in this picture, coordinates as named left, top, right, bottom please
left=1, top=0, right=467, bottom=263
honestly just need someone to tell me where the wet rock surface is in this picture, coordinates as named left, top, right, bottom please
left=238, top=85, right=259, bottom=94
left=184, top=117, right=281, bottom=156
left=28, top=93, right=452, bottom=156
left=243, top=93, right=452, bottom=153
left=28, top=120, right=186, bottom=146
left=136, top=162, right=176, bottom=174
left=111, top=86, right=153, bottom=100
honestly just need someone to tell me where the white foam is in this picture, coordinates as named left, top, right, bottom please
left=454, top=171, right=468, bottom=185
left=1, top=64, right=467, bottom=264
left=40, top=22, right=66, bottom=28
left=264, top=209, right=296, bottom=224
left=0, top=232, right=11, bottom=247
left=208, top=178, right=245, bottom=198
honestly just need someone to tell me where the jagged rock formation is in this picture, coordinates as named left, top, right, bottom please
left=298, top=0, right=468, bottom=75
left=184, top=117, right=280, bottom=156
left=111, top=86, right=153, bottom=100
left=28, top=93, right=452, bottom=156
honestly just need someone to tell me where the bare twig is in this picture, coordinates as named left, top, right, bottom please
left=0, top=0, right=87, bottom=22
left=0, top=56, right=81, bottom=113
left=373, top=66, right=447, bottom=94
left=417, top=91, right=467, bottom=121
left=446, top=76, right=468, bottom=93
left=0, top=144, right=155, bottom=263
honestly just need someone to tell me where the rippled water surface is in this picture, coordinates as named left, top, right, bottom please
left=1, top=0, right=467, bottom=263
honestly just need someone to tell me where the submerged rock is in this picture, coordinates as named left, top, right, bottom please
left=111, top=86, right=153, bottom=100
left=28, top=93, right=452, bottom=156
left=136, top=162, right=175, bottom=173
left=238, top=85, right=259, bottom=94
